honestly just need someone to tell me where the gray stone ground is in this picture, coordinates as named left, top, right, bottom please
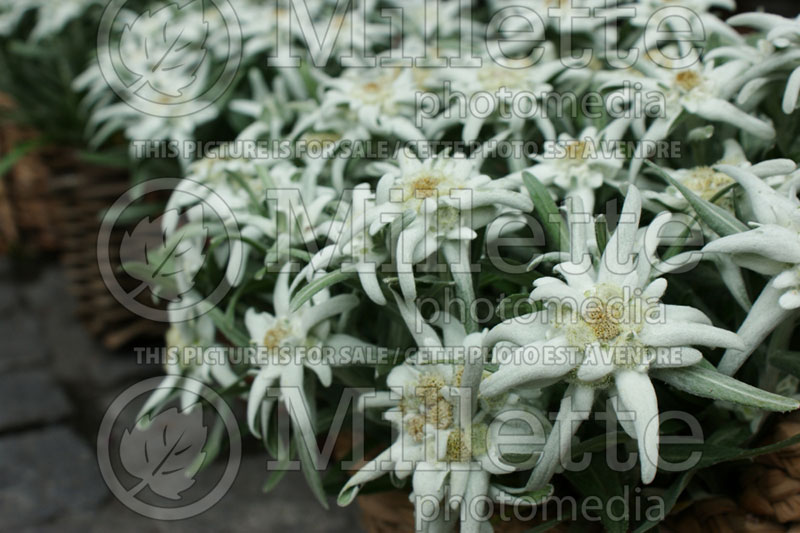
left=0, top=259, right=364, bottom=532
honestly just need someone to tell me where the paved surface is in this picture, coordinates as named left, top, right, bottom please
left=0, top=259, right=364, bottom=532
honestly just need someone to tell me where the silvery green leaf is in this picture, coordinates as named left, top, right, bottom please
left=290, top=269, right=357, bottom=312
left=263, top=435, right=292, bottom=494
left=652, top=365, right=800, bottom=411
left=522, top=171, right=569, bottom=252
left=296, top=433, right=330, bottom=510
left=594, top=214, right=609, bottom=256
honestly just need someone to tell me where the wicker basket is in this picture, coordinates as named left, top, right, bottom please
left=49, top=164, right=165, bottom=350
left=0, top=95, right=59, bottom=254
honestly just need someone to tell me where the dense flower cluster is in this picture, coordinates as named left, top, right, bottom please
left=19, top=0, right=797, bottom=530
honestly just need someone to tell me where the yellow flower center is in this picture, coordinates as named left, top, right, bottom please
left=584, top=302, right=624, bottom=342
left=445, top=430, right=472, bottom=462
left=406, top=415, right=426, bottom=443
left=682, top=166, right=735, bottom=204
left=675, top=70, right=702, bottom=91
left=425, top=399, right=453, bottom=429
left=565, top=140, right=590, bottom=161
left=263, top=326, right=289, bottom=350
left=407, top=173, right=444, bottom=201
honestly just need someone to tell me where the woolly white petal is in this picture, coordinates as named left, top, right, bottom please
left=392, top=293, right=443, bottom=349
left=715, top=165, right=796, bottom=225
left=356, top=261, right=386, bottom=306
left=247, top=366, right=280, bottom=437
left=485, top=311, right=551, bottom=348
left=783, top=65, right=800, bottom=115
left=718, top=282, right=789, bottom=375
left=305, top=360, right=332, bottom=387
left=480, top=338, right=574, bottom=397
left=616, top=370, right=659, bottom=484
left=639, top=321, right=744, bottom=350
left=413, top=462, right=450, bottom=501
left=779, top=290, right=800, bottom=309
left=692, top=98, right=775, bottom=140
left=525, top=385, right=594, bottom=491
left=662, top=305, right=711, bottom=325
left=598, top=186, right=641, bottom=285
left=245, top=308, right=275, bottom=343
left=576, top=343, right=616, bottom=382
left=300, top=294, right=359, bottom=336
left=703, top=226, right=800, bottom=264
left=461, top=471, right=492, bottom=533
left=650, top=347, right=704, bottom=368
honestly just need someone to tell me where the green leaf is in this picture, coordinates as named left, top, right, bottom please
left=206, top=307, right=250, bottom=346
left=0, top=139, right=43, bottom=181
left=290, top=269, right=356, bottom=312
left=496, top=293, right=535, bottom=321
left=296, top=433, right=330, bottom=510
left=645, top=161, right=748, bottom=237
left=632, top=426, right=751, bottom=532
left=522, top=172, right=569, bottom=252
left=631, top=469, right=694, bottom=533
left=263, top=437, right=293, bottom=494
left=652, top=365, right=800, bottom=412
left=659, top=430, right=800, bottom=470
left=187, top=415, right=226, bottom=477
left=564, top=453, right=629, bottom=533
left=594, top=214, right=609, bottom=256
left=770, top=350, right=800, bottom=379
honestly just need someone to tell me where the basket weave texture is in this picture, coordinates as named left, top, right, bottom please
left=0, top=94, right=59, bottom=253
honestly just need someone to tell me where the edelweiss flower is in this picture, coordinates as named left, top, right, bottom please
left=521, top=122, right=628, bottom=213
left=245, top=264, right=358, bottom=441
left=75, top=6, right=217, bottom=152
left=480, top=187, right=743, bottom=487
left=703, top=165, right=800, bottom=375
left=312, top=65, right=425, bottom=142
left=642, top=140, right=796, bottom=212
left=726, top=13, right=800, bottom=115
left=345, top=151, right=532, bottom=303
left=425, top=55, right=557, bottom=143
left=640, top=141, right=796, bottom=310
left=140, top=301, right=239, bottom=417
left=619, top=0, right=740, bottom=48
left=230, top=68, right=305, bottom=142
left=625, top=54, right=776, bottom=179
left=308, top=183, right=389, bottom=305
left=167, top=154, right=335, bottom=285
left=338, top=297, right=548, bottom=532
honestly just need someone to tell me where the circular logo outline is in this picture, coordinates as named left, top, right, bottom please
left=97, top=0, right=243, bottom=118
left=97, top=376, right=242, bottom=520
